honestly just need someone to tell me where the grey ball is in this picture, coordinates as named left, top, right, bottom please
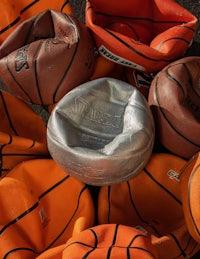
left=47, top=77, right=155, bottom=185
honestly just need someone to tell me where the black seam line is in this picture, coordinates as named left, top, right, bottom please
left=128, top=234, right=149, bottom=247
left=3, top=247, right=38, bottom=259
left=157, top=37, right=190, bottom=49
left=127, top=181, right=162, bottom=237
left=3, top=184, right=88, bottom=258
left=104, top=28, right=173, bottom=63
left=128, top=246, right=157, bottom=258
left=60, top=0, right=70, bottom=12
left=34, top=40, right=45, bottom=105
left=94, top=11, right=189, bottom=25
left=155, top=75, right=200, bottom=148
left=81, top=228, right=98, bottom=258
left=180, top=24, right=196, bottom=32
left=23, top=17, right=38, bottom=46
left=183, top=62, right=200, bottom=98
left=0, top=91, right=19, bottom=135
left=0, top=175, right=69, bottom=235
left=52, top=13, right=80, bottom=103
left=169, top=232, right=187, bottom=257
left=5, top=55, right=33, bottom=102
left=165, top=63, right=187, bottom=95
left=65, top=241, right=94, bottom=249
left=106, top=224, right=119, bottom=259
left=188, top=163, right=200, bottom=237
left=0, top=0, right=39, bottom=35
left=144, top=168, right=182, bottom=205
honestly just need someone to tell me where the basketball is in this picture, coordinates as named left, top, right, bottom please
left=47, top=77, right=155, bottom=186
left=85, top=0, right=197, bottom=73
left=180, top=152, right=200, bottom=243
left=63, top=224, right=159, bottom=259
left=0, top=159, right=95, bottom=258
left=148, top=56, right=200, bottom=159
left=98, top=153, right=200, bottom=258
left=0, top=10, right=97, bottom=105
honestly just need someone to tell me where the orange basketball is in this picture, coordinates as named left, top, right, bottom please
left=0, top=159, right=95, bottom=259
left=0, top=0, right=73, bottom=44
left=148, top=56, right=200, bottom=159
left=98, top=153, right=200, bottom=258
left=0, top=10, right=97, bottom=105
left=0, top=89, right=48, bottom=177
left=85, top=0, right=197, bottom=74
left=37, top=224, right=159, bottom=259
left=180, top=152, right=200, bottom=243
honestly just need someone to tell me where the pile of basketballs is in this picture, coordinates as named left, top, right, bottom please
left=0, top=0, right=200, bottom=258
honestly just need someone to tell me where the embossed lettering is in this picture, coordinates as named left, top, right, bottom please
left=15, top=45, right=29, bottom=72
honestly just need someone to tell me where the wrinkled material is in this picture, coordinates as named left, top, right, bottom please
left=47, top=77, right=155, bottom=186
left=148, top=56, right=200, bottom=159
left=0, top=10, right=97, bottom=105
left=85, top=0, right=197, bottom=74
left=0, top=0, right=73, bottom=44
left=0, top=159, right=95, bottom=259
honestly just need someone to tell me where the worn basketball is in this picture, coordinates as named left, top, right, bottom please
left=180, top=152, right=200, bottom=243
left=98, top=153, right=200, bottom=258
left=0, top=159, right=95, bottom=259
left=0, top=0, right=73, bottom=44
left=0, top=89, right=48, bottom=177
left=0, top=10, right=97, bottom=105
left=47, top=77, right=155, bottom=186
left=148, top=56, right=200, bottom=159
left=85, top=0, right=197, bottom=73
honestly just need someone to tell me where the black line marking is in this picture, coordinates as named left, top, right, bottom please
left=82, top=228, right=98, bottom=258
left=169, top=232, right=187, bottom=258
left=188, top=163, right=200, bottom=237
left=94, top=11, right=188, bottom=26
left=0, top=175, right=70, bottom=235
left=3, top=247, right=39, bottom=259
left=0, top=0, right=39, bottom=35
left=60, top=0, right=70, bottom=12
left=128, top=246, right=157, bottom=258
left=183, top=62, right=200, bottom=98
left=156, top=37, right=190, bottom=50
left=144, top=168, right=182, bottom=205
left=52, top=14, right=80, bottom=103
left=34, top=40, right=45, bottom=104
left=127, top=181, right=162, bottom=237
left=104, top=28, right=173, bottom=63
left=154, top=75, right=200, bottom=148
left=0, top=91, right=19, bottom=135
left=106, top=224, right=119, bottom=259
left=4, top=56, right=33, bottom=102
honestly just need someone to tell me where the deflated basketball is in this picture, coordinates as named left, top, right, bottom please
left=98, top=153, right=200, bottom=258
left=148, top=56, right=200, bottom=159
left=180, top=152, right=200, bottom=243
left=0, top=10, right=97, bottom=105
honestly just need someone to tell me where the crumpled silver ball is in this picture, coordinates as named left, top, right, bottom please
left=47, top=77, right=155, bottom=185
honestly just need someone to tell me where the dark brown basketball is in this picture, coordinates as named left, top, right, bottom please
left=148, top=56, right=200, bottom=159
left=0, top=10, right=97, bottom=105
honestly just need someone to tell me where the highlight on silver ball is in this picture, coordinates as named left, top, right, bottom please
left=47, top=77, right=155, bottom=185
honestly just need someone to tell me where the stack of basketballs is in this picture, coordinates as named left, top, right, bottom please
left=0, top=0, right=200, bottom=258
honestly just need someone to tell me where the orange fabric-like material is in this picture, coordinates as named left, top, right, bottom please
left=0, top=90, right=48, bottom=177
left=0, top=159, right=95, bottom=259
left=85, top=0, right=197, bottom=74
left=0, top=0, right=73, bottom=44
left=98, top=153, right=200, bottom=258
left=37, top=224, right=159, bottom=259
left=180, top=152, right=200, bottom=243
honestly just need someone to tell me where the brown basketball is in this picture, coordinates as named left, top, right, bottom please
left=148, top=56, right=200, bottom=159
left=0, top=10, right=97, bottom=105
